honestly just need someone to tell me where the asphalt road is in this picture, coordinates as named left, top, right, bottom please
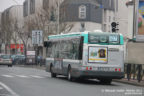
left=0, top=66, right=143, bottom=96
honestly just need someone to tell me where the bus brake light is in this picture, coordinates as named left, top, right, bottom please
left=90, top=67, right=92, bottom=70
left=86, top=67, right=89, bottom=70
left=118, top=68, right=121, bottom=72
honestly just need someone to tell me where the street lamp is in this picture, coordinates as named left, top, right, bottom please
left=57, top=0, right=60, bottom=34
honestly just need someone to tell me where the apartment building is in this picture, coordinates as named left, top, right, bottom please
left=60, top=0, right=102, bottom=32
left=59, top=0, right=119, bottom=33
left=1, top=5, right=23, bottom=54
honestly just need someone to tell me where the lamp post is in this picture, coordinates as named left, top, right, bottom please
left=57, top=0, right=60, bottom=34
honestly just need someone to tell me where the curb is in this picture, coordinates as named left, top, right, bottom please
left=113, top=79, right=144, bottom=87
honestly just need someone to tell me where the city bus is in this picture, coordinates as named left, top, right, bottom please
left=44, top=31, right=124, bottom=84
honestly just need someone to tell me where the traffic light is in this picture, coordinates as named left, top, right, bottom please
left=50, top=11, right=56, bottom=21
left=111, top=22, right=119, bottom=33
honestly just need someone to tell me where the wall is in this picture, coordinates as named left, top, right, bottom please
left=66, top=22, right=101, bottom=33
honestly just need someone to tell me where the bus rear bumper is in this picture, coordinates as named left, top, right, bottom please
left=73, top=70, right=124, bottom=79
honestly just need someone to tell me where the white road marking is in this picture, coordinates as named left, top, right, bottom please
left=2, top=75, right=14, bottom=78
left=15, top=75, right=29, bottom=78
left=30, top=75, right=44, bottom=78
left=0, top=82, right=19, bottom=96
left=1, top=74, right=46, bottom=79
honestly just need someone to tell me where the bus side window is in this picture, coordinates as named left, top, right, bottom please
left=54, top=41, right=60, bottom=58
left=46, top=42, right=52, bottom=58
left=78, top=37, right=84, bottom=60
left=72, top=40, right=79, bottom=60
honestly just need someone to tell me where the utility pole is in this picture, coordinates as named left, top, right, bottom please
left=57, top=0, right=60, bottom=34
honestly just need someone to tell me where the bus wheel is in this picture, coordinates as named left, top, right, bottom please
left=67, top=66, right=73, bottom=81
left=50, top=66, right=57, bottom=78
left=100, top=79, right=112, bottom=85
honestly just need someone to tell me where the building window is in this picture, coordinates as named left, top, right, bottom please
left=79, top=5, right=86, bottom=19
left=30, top=0, right=35, bottom=14
left=23, top=1, right=28, bottom=17
left=43, top=0, right=49, bottom=10
left=104, top=9, right=107, bottom=22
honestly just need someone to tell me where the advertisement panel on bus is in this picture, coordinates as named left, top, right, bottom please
left=136, top=0, right=144, bottom=41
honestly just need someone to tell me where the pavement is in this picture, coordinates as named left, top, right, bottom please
left=17, top=65, right=144, bottom=87
left=114, top=78, right=144, bottom=87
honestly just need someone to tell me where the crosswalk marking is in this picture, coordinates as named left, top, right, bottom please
left=1, top=74, right=46, bottom=79
left=2, top=75, right=14, bottom=78
left=30, top=75, right=44, bottom=78
left=15, top=75, right=29, bottom=78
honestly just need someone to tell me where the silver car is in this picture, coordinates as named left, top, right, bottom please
left=0, top=54, right=12, bottom=67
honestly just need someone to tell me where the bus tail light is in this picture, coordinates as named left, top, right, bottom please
left=86, top=67, right=89, bottom=70
left=118, top=68, right=121, bottom=72
left=86, top=67, right=92, bottom=70
left=115, top=68, right=121, bottom=72
left=90, top=67, right=92, bottom=70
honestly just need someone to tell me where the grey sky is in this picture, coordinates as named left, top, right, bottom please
left=0, top=0, right=25, bottom=12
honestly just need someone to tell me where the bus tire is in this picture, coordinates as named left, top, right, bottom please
left=50, top=66, right=57, bottom=78
left=67, top=66, right=73, bottom=81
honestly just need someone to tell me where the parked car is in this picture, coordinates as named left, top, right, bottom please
left=13, top=55, right=25, bottom=65
left=0, top=54, right=12, bottom=67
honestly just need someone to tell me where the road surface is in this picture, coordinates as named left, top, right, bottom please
left=0, top=66, right=143, bottom=96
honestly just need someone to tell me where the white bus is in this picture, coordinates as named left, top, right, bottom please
left=44, top=31, right=124, bottom=84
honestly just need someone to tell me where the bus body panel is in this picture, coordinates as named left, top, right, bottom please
left=79, top=44, right=124, bottom=79
left=46, top=58, right=82, bottom=76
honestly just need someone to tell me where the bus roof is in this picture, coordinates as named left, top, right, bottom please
left=48, top=31, right=121, bottom=40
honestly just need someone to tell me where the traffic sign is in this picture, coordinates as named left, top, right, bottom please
left=32, top=30, right=43, bottom=45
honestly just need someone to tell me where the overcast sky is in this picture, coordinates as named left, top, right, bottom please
left=0, top=0, right=25, bottom=12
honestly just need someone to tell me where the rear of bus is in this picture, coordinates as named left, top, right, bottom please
left=79, top=32, right=124, bottom=81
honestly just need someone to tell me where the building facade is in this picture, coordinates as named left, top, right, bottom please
left=60, top=0, right=119, bottom=33
left=60, top=0, right=102, bottom=32
left=0, top=12, right=2, bottom=53
left=1, top=5, right=23, bottom=54
left=116, top=0, right=129, bottom=39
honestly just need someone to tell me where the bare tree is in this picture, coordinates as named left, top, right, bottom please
left=1, top=16, right=14, bottom=54
left=0, top=20, right=2, bottom=53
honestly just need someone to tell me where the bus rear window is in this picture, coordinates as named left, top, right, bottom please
left=88, top=35, right=99, bottom=43
left=88, top=33, right=120, bottom=44
left=109, top=35, right=119, bottom=44
left=88, top=35, right=108, bottom=43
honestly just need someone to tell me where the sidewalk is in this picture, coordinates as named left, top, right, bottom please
left=114, top=78, right=144, bottom=87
